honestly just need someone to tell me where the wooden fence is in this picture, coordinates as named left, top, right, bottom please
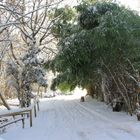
left=0, top=98, right=40, bottom=129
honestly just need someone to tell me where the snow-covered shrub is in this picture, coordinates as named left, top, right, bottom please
left=6, top=46, right=47, bottom=107
left=136, top=102, right=140, bottom=121
left=136, top=102, right=140, bottom=115
left=112, top=98, right=123, bottom=112
left=20, top=46, right=47, bottom=107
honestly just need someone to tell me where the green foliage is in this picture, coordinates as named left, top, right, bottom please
left=78, top=2, right=140, bottom=71
left=76, top=0, right=97, bottom=12
left=79, top=2, right=120, bottom=29
left=54, top=7, right=75, bottom=22
left=51, top=6, right=76, bottom=38
left=57, top=82, right=71, bottom=92
left=48, top=1, right=140, bottom=102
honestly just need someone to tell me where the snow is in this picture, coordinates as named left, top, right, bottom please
left=60, top=0, right=80, bottom=7
left=1, top=94, right=140, bottom=140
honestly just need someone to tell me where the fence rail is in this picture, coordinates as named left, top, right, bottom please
left=0, top=98, right=40, bottom=129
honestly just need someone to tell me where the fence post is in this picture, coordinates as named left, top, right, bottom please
left=21, top=114, right=25, bottom=128
left=34, top=104, right=37, bottom=117
left=29, top=109, right=32, bottom=127
left=37, top=101, right=40, bottom=111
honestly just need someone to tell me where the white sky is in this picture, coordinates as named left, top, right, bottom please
left=63, top=0, right=140, bottom=12
left=61, top=0, right=79, bottom=7
left=117, top=0, right=140, bottom=11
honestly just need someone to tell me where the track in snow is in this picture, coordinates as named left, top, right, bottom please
left=1, top=95, right=140, bottom=140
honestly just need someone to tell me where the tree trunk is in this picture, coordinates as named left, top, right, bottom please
left=86, top=85, right=95, bottom=98
left=101, top=74, right=109, bottom=103
left=0, top=92, right=11, bottom=110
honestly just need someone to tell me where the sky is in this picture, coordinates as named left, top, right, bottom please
left=60, top=0, right=79, bottom=7
left=63, top=0, right=140, bottom=12
left=117, top=0, right=140, bottom=11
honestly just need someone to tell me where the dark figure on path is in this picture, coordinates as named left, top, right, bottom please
left=80, top=96, right=85, bottom=102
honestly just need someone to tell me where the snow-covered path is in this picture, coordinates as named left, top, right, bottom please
left=1, top=95, right=140, bottom=140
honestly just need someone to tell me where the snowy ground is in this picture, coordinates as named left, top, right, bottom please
left=1, top=94, right=140, bottom=140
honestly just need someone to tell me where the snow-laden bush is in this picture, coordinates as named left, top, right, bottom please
left=136, top=102, right=140, bottom=115
left=6, top=46, right=47, bottom=107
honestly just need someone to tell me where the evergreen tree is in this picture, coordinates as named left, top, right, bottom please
left=47, top=1, right=140, bottom=114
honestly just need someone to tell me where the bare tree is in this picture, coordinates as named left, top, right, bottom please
left=0, top=0, right=63, bottom=108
